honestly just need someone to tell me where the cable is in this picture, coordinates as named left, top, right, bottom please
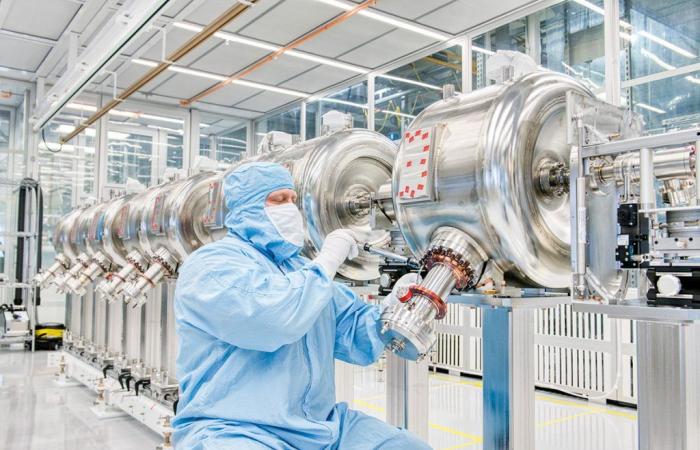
left=41, top=128, right=63, bottom=154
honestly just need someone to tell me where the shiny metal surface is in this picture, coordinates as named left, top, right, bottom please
left=637, top=322, right=700, bottom=450
left=393, top=71, right=594, bottom=288
left=243, top=128, right=396, bottom=280
left=379, top=227, right=482, bottom=360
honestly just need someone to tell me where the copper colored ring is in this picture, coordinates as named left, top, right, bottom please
left=410, top=285, right=448, bottom=320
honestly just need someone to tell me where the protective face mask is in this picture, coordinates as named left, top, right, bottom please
left=264, top=203, right=305, bottom=248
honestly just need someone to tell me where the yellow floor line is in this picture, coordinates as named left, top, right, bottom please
left=352, top=375, right=636, bottom=450
left=429, top=372, right=636, bottom=421
left=536, top=410, right=597, bottom=427
left=536, top=395, right=637, bottom=421
left=352, top=398, right=385, bottom=413
left=430, top=373, right=483, bottom=388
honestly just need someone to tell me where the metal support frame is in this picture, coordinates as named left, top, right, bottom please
left=367, top=74, right=375, bottom=132
left=461, top=36, right=472, bottom=93
left=334, top=360, right=354, bottom=405
left=482, top=306, right=535, bottom=450
left=447, top=295, right=569, bottom=449
left=636, top=321, right=700, bottom=450
left=385, top=352, right=429, bottom=441
left=603, top=0, right=621, bottom=105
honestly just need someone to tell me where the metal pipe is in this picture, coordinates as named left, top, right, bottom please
left=596, top=146, right=694, bottom=184
left=60, top=1, right=257, bottom=143
left=575, top=176, right=587, bottom=296
left=363, top=243, right=420, bottom=269
left=696, top=142, right=700, bottom=206
left=640, top=147, right=655, bottom=211
left=181, top=0, right=377, bottom=106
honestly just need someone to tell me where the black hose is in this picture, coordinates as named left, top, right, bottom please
left=173, top=398, right=179, bottom=415
left=118, top=371, right=130, bottom=390
left=102, top=364, right=113, bottom=379
left=134, top=379, right=151, bottom=396
left=125, top=375, right=134, bottom=391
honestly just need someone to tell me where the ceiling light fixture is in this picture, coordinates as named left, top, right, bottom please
left=635, top=102, right=666, bottom=114
left=472, top=45, right=495, bottom=56
left=377, top=74, right=442, bottom=91
left=573, top=0, right=694, bottom=58
left=313, top=0, right=450, bottom=41
left=173, top=22, right=369, bottom=73
left=133, top=57, right=308, bottom=97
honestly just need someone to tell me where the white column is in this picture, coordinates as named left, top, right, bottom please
left=96, top=95, right=109, bottom=200
left=604, top=0, right=621, bottom=105
left=246, top=120, right=255, bottom=156
left=367, top=75, right=375, bottom=131
left=300, top=101, right=307, bottom=141
left=461, top=36, right=472, bottom=93
left=185, top=108, right=200, bottom=173
left=526, top=12, right=541, bottom=65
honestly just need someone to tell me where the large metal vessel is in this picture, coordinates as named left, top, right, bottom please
left=124, top=171, right=226, bottom=304
left=380, top=71, right=594, bottom=360
left=250, top=128, right=395, bottom=281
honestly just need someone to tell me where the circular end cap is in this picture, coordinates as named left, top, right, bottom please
left=657, top=274, right=682, bottom=297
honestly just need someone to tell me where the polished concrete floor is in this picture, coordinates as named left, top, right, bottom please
left=0, top=350, right=637, bottom=450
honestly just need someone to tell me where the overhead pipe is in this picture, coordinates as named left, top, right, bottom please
left=180, top=0, right=377, bottom=106
left=60, top=0, right=258, bottom=144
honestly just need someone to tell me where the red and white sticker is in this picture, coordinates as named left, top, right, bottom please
left=396, top=126, right=439, bottom=203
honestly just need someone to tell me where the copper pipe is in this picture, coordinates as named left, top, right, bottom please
left=60, top=1, right=257, bottom=144
left=181, top=0, right=377, bottom=106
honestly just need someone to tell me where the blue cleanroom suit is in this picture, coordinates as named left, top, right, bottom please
left=172, top=162, right=431, bottom=449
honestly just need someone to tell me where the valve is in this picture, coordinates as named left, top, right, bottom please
left=378, top=227, right=485, bottom=361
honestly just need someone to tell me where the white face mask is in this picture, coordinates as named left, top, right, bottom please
left=264, top=203, right=305, bottom=247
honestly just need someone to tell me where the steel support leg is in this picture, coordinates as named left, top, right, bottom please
left=482, top=306, right=535, bottom=450
left=637, top=321, right=700, bottom=450
left=385, top=352, right=429, bottom=440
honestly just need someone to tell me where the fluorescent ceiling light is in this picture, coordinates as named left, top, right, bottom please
left=313, top=0, right=450, bottom=41
left=572, top=1, right=693, bottom=58
left=637, top=30, right=696, bottom=59
left=132, top=58, right=158, bottom=68
left=472, top=46, right=494, bottom=56
left=561, top=62, right=582, bottom=77
left=640, top=49, right=700, bottom=85
left=635, top=102, right=666, bottom=114
left=641, top=48, right=675, bottom=71
left=169, top=65, right=227, bottom=81
left=173, top=22, right=368, bottom=74
left=377, top=74, right=442, bottom=91
left=133, top=57, right=307, bottom=97
left=316, top=97, right=368, bottom=109
left=66, top=102, right=97, bottom=112
left=231, top=79, right=307, bottom=97
left=107, top=131, right=130, bottom=140
left=376, top=109, right=416, bottom=119
left=147, top=124, right=183, bottom=134
left=572, top=0, right=604, bottom=16
left=110, top=110, right=140, bottom=119
left=285, top=50, right=368, bottom=73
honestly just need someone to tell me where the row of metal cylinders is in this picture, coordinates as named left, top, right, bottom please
left=35, top=249, right=173, bottom=306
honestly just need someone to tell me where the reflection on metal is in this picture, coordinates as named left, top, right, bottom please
left=379, top=227, right=482, bottom=361
left=39, top=128, right=395, bottom=298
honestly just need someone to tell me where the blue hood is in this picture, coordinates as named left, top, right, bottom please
left=223, top=161, right=301, bottom=263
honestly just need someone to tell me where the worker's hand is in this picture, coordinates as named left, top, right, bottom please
left=381, top=272, right=422, bottom=312
left=313, top=229, right=359, bottom=278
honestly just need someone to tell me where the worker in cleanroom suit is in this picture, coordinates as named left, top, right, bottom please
left=173, top=161, right=431, bottom=450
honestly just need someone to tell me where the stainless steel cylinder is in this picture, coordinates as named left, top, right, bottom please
left=237, top=128, right=396, bottom=281
left=379, top=227, right=482, bottom=360
left=392, top=71, right=593, bottom=288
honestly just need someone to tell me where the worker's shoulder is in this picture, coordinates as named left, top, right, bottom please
left=180, top=236, right=253, bottom=271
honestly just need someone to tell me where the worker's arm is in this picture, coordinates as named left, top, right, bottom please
left=332, top=282, right=385, bottom=366
left=175, top=250, right=334, bottom=352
